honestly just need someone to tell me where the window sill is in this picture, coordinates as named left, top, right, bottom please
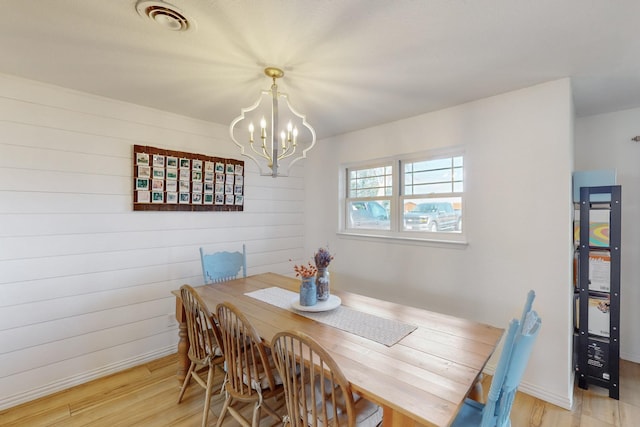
left=336, top=231, right=468, bottom=249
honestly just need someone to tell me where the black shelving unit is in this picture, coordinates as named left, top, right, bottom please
left=575, top=185, right=621, bottom=399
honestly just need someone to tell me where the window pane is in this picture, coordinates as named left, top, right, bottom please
left=403, top=156, right=463, bottom=197
left=347, top=200, right=391, bottom=230
left=348, top=165, right=392, bottom=198
left=402, top=197, right=462, bottom=233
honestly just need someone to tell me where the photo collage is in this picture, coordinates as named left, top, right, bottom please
left=133, top=145, right=244, bottom=212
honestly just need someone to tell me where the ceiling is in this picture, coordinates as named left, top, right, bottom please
left=2, top=0, right=640, bottom=140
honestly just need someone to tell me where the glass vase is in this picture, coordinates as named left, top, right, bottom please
left=316, top=267, right=330, bottom=301
left=299, top=276, right=317, bottom=306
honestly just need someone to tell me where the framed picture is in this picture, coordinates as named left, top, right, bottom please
left=136, top=152, right=150, bottom=165
left=215, top=194, right=224, bottom=205
left=137, top=191, right=150, bottom=203
left=235, top=195, right=244, bottom=205
left=166, top=192, right=178, bottom=204
left=192, top=182, right=203, bottom=193
left=204, top=172, right=214, bottom=182
left=152, top=179, right=164, bottom=191
left=234, top=185, right=243, bottom=195
left=166, top=169, right=178, bottom=180
left=235, top=164, right=243, bottom=175
left=225, top=184, right=233, bottom=194
left=192, top=170, right=202, bottom=181
left=225, top=194, right=235, bottom=205
left=225, top=174, right=234, bottom=185
left=234, top=175, right=243, bottom=185
left=215, top=183, right=224, bottom=194
left=215, top=162, right=225, bottom=173
left=179, top=181, right=190, bottom=192
left=135, top=178, right=149, bottom=190
left=180, top=158, right=190, bottom=168
left=215, top=173, right=225, bottom=183
left=205, top=161, right=214, bottom=172
left=192, top=159, right=203, bottom=170
left=166, top=180, right=178, bottom=192
left=153, top=168, right=164, bottom=179
left=166, top=156, right=178, bottom=168
left=204, top=194, right=214, bottom=204
left=138, top=166, right=151, bottom=178
left=204, top=182, right=214, bottom=193
left=192, top=193, right=202, bottom=204
left=179, top=192, right=190, bottom=204
left=226, top=163, right=235, bottom=174
left=152, top=191, right=164, bottom=203
left=179, top=169, right=190, bottom=180
left=153, top=155, right=165, bottom=168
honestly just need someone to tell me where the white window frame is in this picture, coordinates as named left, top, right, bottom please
left=339, top=148, right=466, bottom=246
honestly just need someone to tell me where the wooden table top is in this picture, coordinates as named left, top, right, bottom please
left=186, top=272, right=503, bottom=427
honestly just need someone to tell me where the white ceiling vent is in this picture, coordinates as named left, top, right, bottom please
left=135, top=1, right=194, bottom=32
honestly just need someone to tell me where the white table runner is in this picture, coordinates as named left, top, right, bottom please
left=245, top=287, right=417, bottom=347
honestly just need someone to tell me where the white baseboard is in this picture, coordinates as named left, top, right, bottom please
left=621, top=352, right=640, bottom=364
left=517, top=380, right=573, bottom=410
left=482, top=364, right=573, bottom=410
left=0, top=345, right=176, bottom=411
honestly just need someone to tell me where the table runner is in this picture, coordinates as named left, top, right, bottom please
left=245, top=287, right=417, bottom=347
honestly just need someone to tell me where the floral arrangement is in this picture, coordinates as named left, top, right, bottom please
left=314, top=247, right=334, bottom=269
left=292, top=261, right=317, bottom=278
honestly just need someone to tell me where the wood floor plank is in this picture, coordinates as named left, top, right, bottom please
left=1, top=353, right=638, bottom=426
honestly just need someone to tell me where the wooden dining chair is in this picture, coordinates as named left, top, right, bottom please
left=451, top=309, right=542, bottom=427
left=271, top=330, right=383, bottom=427
left=199, top=244, right=247, bottom=284
left=176, top=285, right=225, bottom=427
left=215, top=301, right=284, bottom=427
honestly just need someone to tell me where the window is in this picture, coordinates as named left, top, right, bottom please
left=343, top=150, right=464, bottom=242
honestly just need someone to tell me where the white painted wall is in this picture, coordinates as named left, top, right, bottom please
left=576, top=109, right=640, bottom=363
left=304, top=79, right=575, bottom=408
left=0, top=74, right=305, bottom=409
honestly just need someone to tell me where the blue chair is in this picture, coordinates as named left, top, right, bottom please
left=468, top=290, right=537, bottom=402
left=199, top=244, right=247, bottom=284
left=452, top=300, right=542, bottom=427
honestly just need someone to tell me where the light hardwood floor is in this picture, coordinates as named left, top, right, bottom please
left=1, top=353, right=639, bottom=426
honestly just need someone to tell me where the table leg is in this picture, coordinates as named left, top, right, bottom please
left=382, top=406, right=420, bottom=427
left=175, top=296, right=189, bottom=383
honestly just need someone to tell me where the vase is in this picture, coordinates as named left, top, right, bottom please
left=316, top=267, right=330, bottom=301
left=299, top=276, right=317, bottom=306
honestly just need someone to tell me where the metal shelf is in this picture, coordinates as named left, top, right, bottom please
left=575, top=185, right=621, bottom=400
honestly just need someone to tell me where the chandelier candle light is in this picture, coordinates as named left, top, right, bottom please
left=229, top=67, right=316, bottom=177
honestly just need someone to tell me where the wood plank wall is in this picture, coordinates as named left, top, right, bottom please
left=0, top=74, right=306, bottom=410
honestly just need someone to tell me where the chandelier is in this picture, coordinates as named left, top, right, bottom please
left=229, top=67, right=316, bottom=177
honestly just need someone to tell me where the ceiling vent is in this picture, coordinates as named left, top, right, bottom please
left=135, top=1, right=194, bottom=32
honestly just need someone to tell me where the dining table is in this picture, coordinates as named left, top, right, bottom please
left=172, top=272, right=504, bottom=427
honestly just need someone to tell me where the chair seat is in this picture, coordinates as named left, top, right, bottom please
left=239, top=353, right=284, bottom=390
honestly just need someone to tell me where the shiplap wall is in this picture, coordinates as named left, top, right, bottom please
left=0, top=74, right=305, bottom=409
